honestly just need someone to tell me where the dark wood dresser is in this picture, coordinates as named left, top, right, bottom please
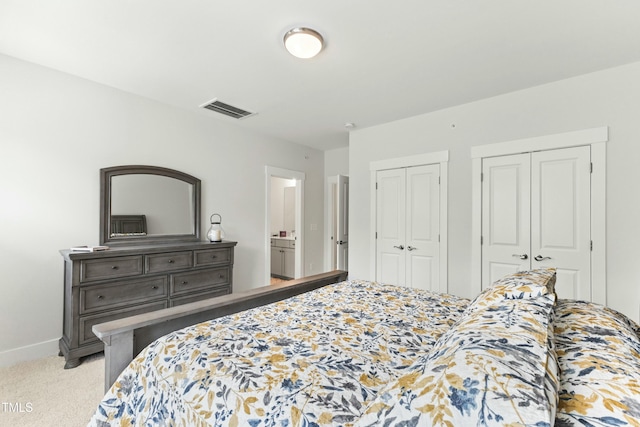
left=59, top=240, right=237, bottom=368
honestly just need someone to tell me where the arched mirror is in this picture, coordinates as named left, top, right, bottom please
left=100, top=165, right=201, bottom=245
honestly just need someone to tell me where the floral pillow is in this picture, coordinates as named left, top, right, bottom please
left=355, top=292, right=559, bottom=427
left=468, top=268, right=557, bottom=313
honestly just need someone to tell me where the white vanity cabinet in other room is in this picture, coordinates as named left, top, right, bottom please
left=270, top=238, right=295, bottom=279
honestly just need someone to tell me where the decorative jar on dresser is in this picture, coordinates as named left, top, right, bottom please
left=59, top=240, right=236, bottom=368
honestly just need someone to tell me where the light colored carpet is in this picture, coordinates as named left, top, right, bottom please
left=0, top=353, right=104, bottom=427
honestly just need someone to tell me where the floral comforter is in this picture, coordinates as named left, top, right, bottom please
left=88, top=276, right=640, bottom=427
left=554, top=300, right=640, bottom=427
left=88, top=280, right=469, bottom=426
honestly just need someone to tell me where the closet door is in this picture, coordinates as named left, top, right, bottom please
left=481, top=146, right=591, bottom=300
left=531, top=146, right=591, bottom=300
left=481, top=154, right=531, bottom=286
left=405, top=164, right=440, bottom=290
left=376, top=168, right=406, bottom=285
left=376, top=165, right=440, bottom=290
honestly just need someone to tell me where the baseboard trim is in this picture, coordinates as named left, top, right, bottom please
left=0, top=339, right=60, bottom=368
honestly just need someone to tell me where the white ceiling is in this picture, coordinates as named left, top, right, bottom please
left=2, top=1, right=640, bottom=151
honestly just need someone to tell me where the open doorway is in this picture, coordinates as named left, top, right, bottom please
left=265, top=166, right=305, bottom=286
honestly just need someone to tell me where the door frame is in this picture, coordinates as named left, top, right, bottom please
left=369, top=150, right=449, bottom=293
left=325, top=175, right=349, bottom=271
left=470, top=126, right=608, bottom=304
left=326, top=175, right=338, bottom=271
left=265, top=166, right=305, bottom=285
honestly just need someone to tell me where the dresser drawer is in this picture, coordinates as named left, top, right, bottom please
left=80, top=276, right=168, bottom=314
left=170, top=267, right=229, bottom=296
left=169, top=284, right=230, bottom=307
left=194, top=248, right=231, bottom=267
left=79, top=301, right=168, bottom=346
left=80, top=256, right=143, bottom=283
left=145, top=251, right=193, bottom=274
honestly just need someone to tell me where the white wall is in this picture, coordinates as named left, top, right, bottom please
left=349, top=61, right=640, bottom=322
left=324, top=146, right=349, bottom=178
left=0, top=54, right=326, bottom=366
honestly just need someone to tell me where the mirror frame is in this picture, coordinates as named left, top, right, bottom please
left=100, top=165, right=201, bottom=246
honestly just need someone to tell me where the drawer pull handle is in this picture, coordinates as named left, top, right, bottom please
left=211, top=255, right=217, bottom=259
left=181, top=281, right=188, bottom=285
left=168, top=259, right=174, bottom=263
left=97, top=295, right=104, bottom=299
left=152, top=285, right=158, bottom=289
left=111, top=266, right=118, bottom=270
left=219, top=274, right=225, bottom=279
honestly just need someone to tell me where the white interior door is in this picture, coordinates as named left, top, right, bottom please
left=376, top=169, right=406, bottom=285
left=376, top=165, right=440, bottom=289
left=531, top=146, right=591, bottom=300
left=330, top=182, right=337, bottom=270
left=482, top=154, right=531, bottom=286
left=335, top=175, right=349, bottom=271
left=481, top=147, right=591, bottom=300
left=405, top=165, right=440, bottom=291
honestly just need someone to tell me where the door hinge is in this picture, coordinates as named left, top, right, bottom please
left=590, top=163, right=593, bottom=173
left=480, top=172, right=484, bottom=182
left=375, top=232, right=378, bottom=239
left=438, top=234, right=441, bottom=242
left=438, top=176, right=441, bottom=185
left=480, top=236, right=483, bottom=245
left=375, top=182, right=378, bottom=190
left=590, top=240, right=593, bottom=251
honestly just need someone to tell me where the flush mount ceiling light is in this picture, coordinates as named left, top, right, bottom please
left=284, top=27, right=324, bottom=59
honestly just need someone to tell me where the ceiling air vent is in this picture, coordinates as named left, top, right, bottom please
left=200, top=98, right=255, bottom=119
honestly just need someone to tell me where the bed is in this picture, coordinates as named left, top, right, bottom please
left=88, top=268, right=640, bottom=426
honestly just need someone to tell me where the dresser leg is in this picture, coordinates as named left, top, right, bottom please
left=64, top=358, right=81, bottom=369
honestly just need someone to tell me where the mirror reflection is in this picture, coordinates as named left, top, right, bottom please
left=110, top=174, right=194, bottom=237
left=100, top=165, right=201, bottom=245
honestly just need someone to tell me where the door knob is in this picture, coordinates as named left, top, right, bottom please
left=512, top=254, right=528, bottom=260
left=534, top=255, right=552, bottom=261
left=407, top=246, right=417, bottom=251
left=393, top=245, right=405, bottom=250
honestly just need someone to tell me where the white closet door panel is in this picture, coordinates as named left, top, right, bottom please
left=408, top=255, right=434, bottom=291
left=377, top=171, right=404, bottom=241
left=531, top=146, right=591, bottom=299
left=376, top=169, right=406, bottom=285
left=379, top=253, right=403, bottom=285
left=490, top=167, right=521, bottom=246
left=482, top=154, right=530, bottom=289
left=406, top=167, right=435, bottom=242
left=555, top=268, right=584, bottom=300
left=406, top=164, right=440, bottom=290
left=487, top=262, right=521, bottom=286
